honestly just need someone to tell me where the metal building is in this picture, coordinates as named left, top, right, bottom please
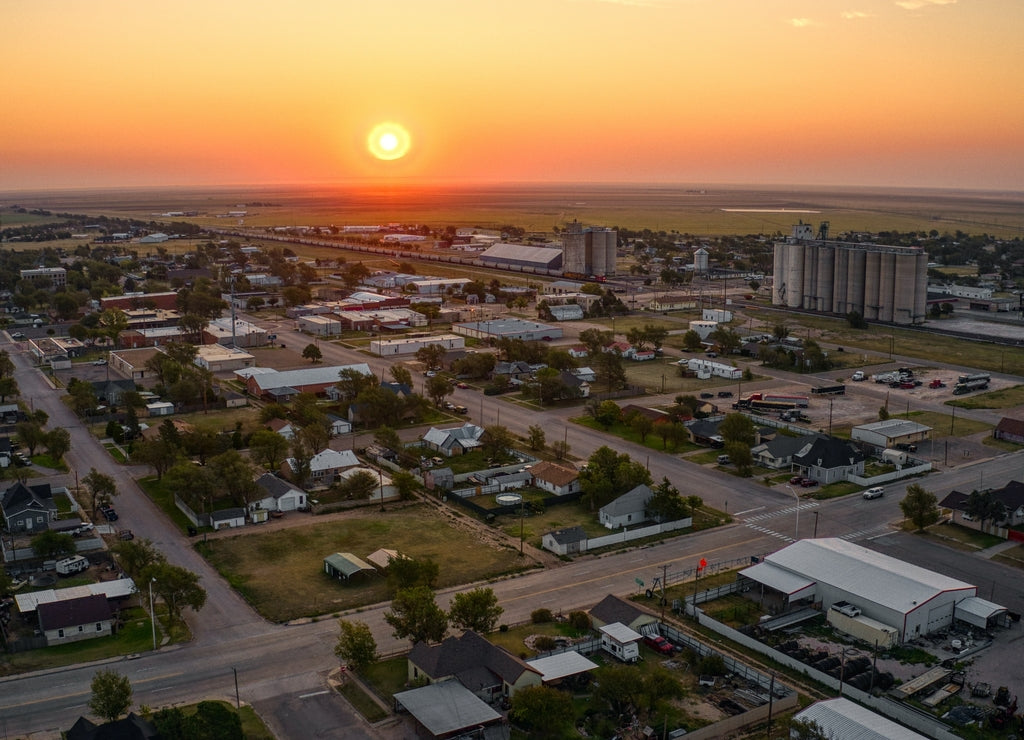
left=772, top=224, right=927, bottom=325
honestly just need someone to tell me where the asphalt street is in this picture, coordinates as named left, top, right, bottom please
left=1, top=325, right=1022, bottom=739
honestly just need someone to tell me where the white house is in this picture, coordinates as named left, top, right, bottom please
left=599, top=484, right=653, bottom=530
left=265, top=418, right=298, bottom=440
left=284, top=448, right=360, bottom=487
left=252, top=473, right=307, bottom=514
left=529, top=461, right=580, bottom=496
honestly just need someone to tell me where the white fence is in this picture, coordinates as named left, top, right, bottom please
left=581, top=518, right=692, bottom=552
left=848, top=461, right=932, bottom=486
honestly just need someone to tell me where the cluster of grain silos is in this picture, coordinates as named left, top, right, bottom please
left=560, top=220, right=617, bottom=277
left=772, top=234, right=927, bottom=324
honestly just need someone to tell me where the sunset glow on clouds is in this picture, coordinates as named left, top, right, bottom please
left=1, top=0, right=1019, bottom=191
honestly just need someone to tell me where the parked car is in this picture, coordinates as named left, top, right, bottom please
left=799, top=478, right=819, bottom=488
left=92, top=358, right=107, bottom=366
left=11, top=332, right=25, bottom=340
left=716, top=454, right=731, bottom=465
left=643, top=634, right=676, bottom=656
left=862, top=487, right=885, bottom=500
left=101, top=506, right=118, bottom=521
left=789, top=475, right=804, bottom=485
left=117, top=529, right=134, bottom=541
left=705, top=351, right=718, bottom=358
left=717, top=391, right=734, bottom=398
left=456, top=382, right=469, bottom=389
left=895, top=443, right=918, bottom=452
left=700, top=392, right=714, bottom=399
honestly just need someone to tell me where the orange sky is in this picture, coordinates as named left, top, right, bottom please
left=3, top=0, right=1021, bottom=191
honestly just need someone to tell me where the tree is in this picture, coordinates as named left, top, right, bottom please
left=718, top=412, right=756, bottom=447
left=626, top=411, right=654, bottom=443
left=965, top=489, right=1006, bottom=530
left=334, top=619, right=379, bottom=673
left=708, top=326, right=742, bottom=355
left=163, top=462, right=217, bottom=513
left=44, top=427, right=71, bottom=461
left=0, top=376, right=18, bottom=402
left=509, top=685, right=575, bottom=738
left=551, top=439, right=570, bottom=460
left=248, top=429, right=290, bottom=470
left=15, top=420, right=47, bottom=456
left=846, top=310, right=868, bottom=329
left=131, top=438, right=179, bottom=480
left=723, top=440, right=753, bottom=476
left=336, top=367, right=376, bottom=402
left=481, top=425, right=514, bottom=462
left=89, top=669, right=133, bottom=723
left=281, top=285, right=312, bottom=307
left=113, top=538, right=166, bottom=582
left=414, top=343, right=446, bottom=371
left=593, top=400, right=621, bottom=430
left=526, top=425, right=546, bottom=451
left=390, top=364, right=413, bottom=388
left=391, top=470, right=419, bottom=501
left=593, top=350, right=626, bottom=392
left=592, top=664, right=642, bottom=716
left=335, top=469, right=379, bottom=500
left=301, top=343, right=323, bottom=364
left=448, top=587, right=503, bottom=633
left=387, top=556, right=440, bottom=593
left=31, top=530, right=76, bottom=558
left=900, top=483, right=940, bottom=531
left=578, top=327, right=614, bottom=355
left=646, top=477, right=689, bottom=522
left=426, top=374, right=453, bottom=408
left=82, top=468, right=117, bottom=518
left=384, top=586, right=449, bottom=644
left=681, top=329, right=703, bottom=351
left=579, top=445, right=651, bottom=511
left=207, top=449, right=258, bottom=508
left=145, top=561, right=207, bottom=627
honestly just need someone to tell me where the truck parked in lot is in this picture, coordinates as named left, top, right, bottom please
left=55, top=555, right=89, bottom=576
left=953, top=375, right=990, bottom=395
left=812, top=384, right=846, bottom=395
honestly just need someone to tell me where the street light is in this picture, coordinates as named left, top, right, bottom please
left=785, top=485, right=800, bottom=541
left=149, top=577, right=157, bottom=651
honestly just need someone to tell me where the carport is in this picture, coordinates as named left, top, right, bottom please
left=323, top=552, right=374, bottom=582
left=738, top=561, right=817, bottom=614
left=394, top=681, right=504, bottom=739
left=955, top=597, right=1010, bottom=630
left=527, top=651, right=598, bottom=685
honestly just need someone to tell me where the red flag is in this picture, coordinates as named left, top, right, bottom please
left=699, top=558, right=707, bottom=570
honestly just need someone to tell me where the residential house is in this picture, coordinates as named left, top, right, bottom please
left=994, top=417, right=1024, bottom=445
left=252, top=473, right=307, bottom=513
left=108, top=347, right=166, bottom=381
left=90, top=379, right=139, bottom=407
left=37, top=594, right=113, bottom=645
left=265, top=418, right=298, bottom=440
left=632, top=350, right=656, bottom=362
left=620, top=405, right=670, bottom=424
left=603, top=341, right=634, bottom=359
left=570, top=366, right=596, bottom=382
left=284, top=448, right=359, bottom=487
left=939, top=480, right=1024, bottom=529
left=1, top=481, right=59, bottom=532
left=530, top=460, right=581, bottom=496
left=791, top=436, right=866, bottom=484
left=407, top=630, right=543, bottom=702
left=66, top=713, right=159, bottom=740
left=423, top=466, right=454, bottom=491
left=851, top=419, right=932, bottom=450
left=588, top=594, right=659, bottom=633
left=491, top=361, right=533, bottom=383
left=685, top=418, right=724, bottom=447
left=542, top=526, right=587, bottom=556
left=326, top=413, right=352, bottom=436
left=421, top=423, right=485, bottom=457
left=751, top=434, right=818, bottom=470
left=568, top=345, right=589, bottom=359
left=558, top=369, right=591, bottom=398
left=599, top=484, right=653, bottom=529
left=0, top=437, right=11, bottom=468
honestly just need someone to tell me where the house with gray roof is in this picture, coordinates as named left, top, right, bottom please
left=599, top=484, right=653, bottom=530
left=588, top=594, right=658, bottom=632
left=751, top=433, right=818, bottom=470
left=422, top=423, right=485, bottom=457
left=284, top=448, right=359, bottom=487
left=542, top=526, right=588, bottom=555
left=1, top=481, right=59, bottom=532
left=407, top=630, right=542, bottom=702
left=252, top=472, right=307, bottom=513
left=792, top=436, right=865, bottom=484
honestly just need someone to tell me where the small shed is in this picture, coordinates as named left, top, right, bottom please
left=366, top=548, right=404, bottom=571
left=145, top=401, right=174, bottom=417
left=210, top=507, right=246, bottom=531
left=599, top=622, right=642, bottom=663
left=323, top=552, right=375, bottom=582
left=542, top=526, right=588, bottom=556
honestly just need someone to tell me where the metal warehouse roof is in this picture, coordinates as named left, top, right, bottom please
left=764, top=539, right=975, bottom=616
left=16, top=578, right=137, bottom=613
left=527, top=651, right=599, bottom=682
left=479, top=242, right=563, bottom=265
left=395, top=681, right=501, bottom=736
left=739, top=561, right=816, bottom=598
left=794, top=697, right=929, bottom=740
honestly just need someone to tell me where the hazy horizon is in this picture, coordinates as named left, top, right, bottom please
left=5, top=1, right=1022, bottom=193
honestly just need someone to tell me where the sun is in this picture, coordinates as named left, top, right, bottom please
left=368, top=122, right=411, bottom=161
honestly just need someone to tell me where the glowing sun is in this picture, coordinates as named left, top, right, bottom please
left=368, top=122, right=411, bottom=160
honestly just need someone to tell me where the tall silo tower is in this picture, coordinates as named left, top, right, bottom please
left=561, top=220, right=586, bottom=276
left=693, top=247, right=709, bottom=273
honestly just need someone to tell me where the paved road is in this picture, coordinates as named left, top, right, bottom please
left=2, top=327, right=1023, bottom=738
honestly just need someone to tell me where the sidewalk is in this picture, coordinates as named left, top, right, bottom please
left=974, top=539, right=1021, bottom=559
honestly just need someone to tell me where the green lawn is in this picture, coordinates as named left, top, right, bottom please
left=137, top=476, right=205, bottom=535
left=573, top=415, right=699, bottom=455
left=196, top=504, right=530, bottom=621
left=336, top=681, right=388, bottom=723
left=0, top=606, right=160, bottom=677
left=495, top=498, right=607, bottom=547
left=359, top=657, right=409, bottom=703
left=924, top=521, right=1005, bottom=551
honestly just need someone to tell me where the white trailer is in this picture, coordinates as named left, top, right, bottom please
left=55, top=555, right=89, bottom=576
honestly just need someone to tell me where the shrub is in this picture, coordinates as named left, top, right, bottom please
left=531, top=608, right=553, bottom=624
left=567, top=611, right=591, bottom=632
left=534, top=636, right=557, bottom=651
left=698, top=654, right=727, bottom=676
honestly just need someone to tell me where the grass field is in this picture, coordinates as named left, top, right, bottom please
left=196, top=504, right=528, bottom=622
left=947, top=384, right=1024, bottom=410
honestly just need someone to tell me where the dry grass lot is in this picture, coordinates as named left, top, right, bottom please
left=199, top=504, right=527, bottom=622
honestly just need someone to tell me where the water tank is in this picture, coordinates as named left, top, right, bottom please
left=694, top=247, right=709, bottom=273
left=877, top=252, right=895, bottom=322
left=863, top=251, right=881, bottom=319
